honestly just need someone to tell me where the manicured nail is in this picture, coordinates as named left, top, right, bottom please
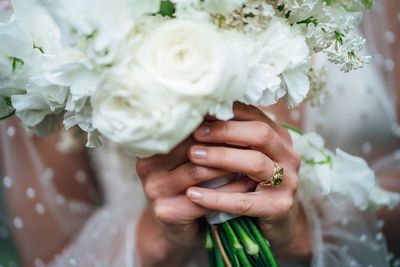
left=196, top=126, right=211, bottom=137
left=191, top=147, right=207, bottom=159
left=188, top=189, right=202, bottom=200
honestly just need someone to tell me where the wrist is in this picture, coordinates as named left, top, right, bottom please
left=136, top=209, right=195, bottom=267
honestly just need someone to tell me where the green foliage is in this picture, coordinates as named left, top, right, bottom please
left=33, top=43, right=45, bottom=54
left=0, top=97, right=16, bottom=120
left=10, top=57, right=24, bottom=72
left=159, top=0, right=175, bottom=17
left=297, top=16, right=319, bottom=27
left=361, top=0, right=374, bottom=8
left=334, top=31, right=345, bottom=45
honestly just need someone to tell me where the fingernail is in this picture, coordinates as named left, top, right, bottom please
left=188, top=189, right=202, bottom=201
left=191, top=147, right=207, bottom=159
left=196, top=126, right=211, bottom=137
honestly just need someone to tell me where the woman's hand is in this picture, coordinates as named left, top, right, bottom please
left=136, top=137, right=255, bottom=267
left=187, top=103, right=311, bottom=260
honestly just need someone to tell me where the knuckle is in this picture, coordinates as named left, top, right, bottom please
left=289, top=173, right=299, bottom=192
left=153, top=202, right=175, bottom=225
left=250, top=152, right=268, bottom=175
left=136, top=159, right=153, bottom=178
left=288, top=150, right=301, bottom=171
left=211, top=194, right=221, bottom=210
left=289, top=179, right=299, bottom=196
left=234, top=197, right=253, bottom=214
left=217, top=148, right=227, bottom=164
left=144, top=181, right=161, bottom=201
left=187, top=165, right=208, bottom=183
left=256, top=122, right=272, bottom=144
left=221, top=122, right=231, bottom=137
left=277, top=197, right=294, bottom=217
left=279, top=129, right=292, bottom=144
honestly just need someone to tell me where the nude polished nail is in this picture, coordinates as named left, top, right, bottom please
left=191, top=147, right=207, bottom=159
left=196, top=126, right=211, bottom=137
left=188, top=190, right=202, bottom=200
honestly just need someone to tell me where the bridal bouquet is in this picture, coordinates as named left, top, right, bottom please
left=2, top=0, right=394, bottom=266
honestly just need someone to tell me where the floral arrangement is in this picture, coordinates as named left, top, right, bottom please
left=1, top=0, right=395, bottom=266
left=0, top=0, right=371, bottom=157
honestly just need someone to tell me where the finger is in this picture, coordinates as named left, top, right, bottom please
left=188, top=146, right=276, bottom=183
left=193, top=120, right=294, bottom=162
left=214, top=176, right=257, bottom=193
left=136, top=138, right=194, bottom=178
left=232, top=102, right=291, bottom=143
left=153, top=195, right=208, bottom=225
left=147, top=163, right=229, bottom=197
left=186, top=187, right=294, bottom=219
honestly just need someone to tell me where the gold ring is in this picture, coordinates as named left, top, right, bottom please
left=259, top=162, right=284, bottom=187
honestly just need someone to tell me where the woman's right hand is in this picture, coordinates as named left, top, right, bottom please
left=136, top=138, right=255, bottom=267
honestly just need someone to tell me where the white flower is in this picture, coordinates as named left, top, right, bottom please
left=137, top=19, right=243, bottom=97
left=173, top=0, right=245, bottom=14
left=202, top=0, right=246, bottom=13
left=331, top=149, right=399, bottom=210
left=135, top=18, right=248, bottom=119
left=4, top=0, right=72, bottom=134
left=91, top=18, right=248, bottom=156
left=245, top=18, right=310, bottom=108
left=91, top=67, right=205, bottom=157
left=291, top=131, right=400, bottom=210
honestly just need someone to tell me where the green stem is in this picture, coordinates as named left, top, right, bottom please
left=243, top=217, right=279, bottom=267
left=218, top=225, right=240, bottom=267
left=222, top=222, right=252, bottom=267
left=230, top=220, right=260, bottom=256
left=237, top=217, right=257, bottom=243
left=280, top=122, right=304, bottom=136
left=206, top=225, right=216, bottom=267
left=212, top=234, right=226, bottom=267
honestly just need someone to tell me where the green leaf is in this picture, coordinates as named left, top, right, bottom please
left=362, top=0, right=374, bottom=8
left=33, top=43, right=45, bottom=54
left=0, top=97, right=16, bottom=120
left=297, top=16, right=318, bottom=27
left=159, top=0, right=175, bottom=17
left=334, top=31, right=345, bottom=45
left=10, top=57, right=24, bottom=72
left=323, top=0, right=335, bottom=5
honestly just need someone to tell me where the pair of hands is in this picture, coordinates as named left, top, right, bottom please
left=136, top=103, right=310, bottom=266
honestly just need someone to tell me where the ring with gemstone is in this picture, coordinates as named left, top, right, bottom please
left=259, top=162, right=284, bottom=187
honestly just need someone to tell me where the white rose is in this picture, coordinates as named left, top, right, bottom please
left=92, top=18, right=248, bottom=156
left=137, top=19, right=247, bottom=99
left=91, top=67, right=205, bottom=157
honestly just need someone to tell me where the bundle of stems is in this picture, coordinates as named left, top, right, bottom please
left=205, top=217, right=279, bottom=267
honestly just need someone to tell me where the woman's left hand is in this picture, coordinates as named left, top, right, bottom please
left=186, top=103, right=311, bottom=260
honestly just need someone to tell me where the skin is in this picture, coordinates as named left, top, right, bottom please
left=136, top=103, right=311, bottom=267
